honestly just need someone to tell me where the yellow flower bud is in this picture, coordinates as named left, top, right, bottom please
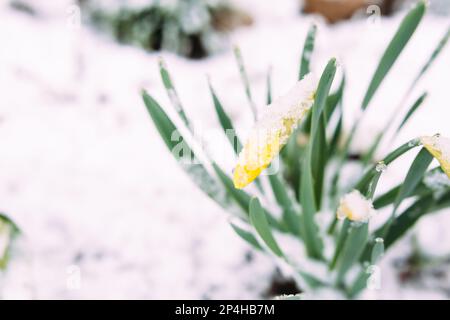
left=337, top=190, right=376, bottom=222
left=420, top=135, right=450, bottom=179
left=233, top=74, right=317, bottom=189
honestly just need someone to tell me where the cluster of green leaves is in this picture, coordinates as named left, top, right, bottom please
left=142, top=0, right=450, bottom=298
left=0, top=213, right=20, bottom=270
left=86, top=0, right=242, bottom=59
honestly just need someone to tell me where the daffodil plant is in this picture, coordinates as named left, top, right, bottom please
left=143, top=1, right=450, bottom=298
left=86, top=0, right=248, bottom=59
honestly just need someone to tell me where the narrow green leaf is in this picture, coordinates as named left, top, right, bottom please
left=249, top=197, right=284, bottom=257
left=0, top=213, right=19, bottom=233
left=392, top=147, right=433, bottom=210
left=364, top=25, right=449, bottom=163
left=329, top=219, right=350, bottom=270
left=337, top=223, right=369, bottom=283
left=374, top=182, right=429, bottom=209
left=325, top=73, right=345, bottom=158
left=143, top=91, right=237, bottom=211
left=354, top=138, right=421, bottom=192
left=395, top=92, right=427, bottom=134
left=381, top=147, right=433, bottom=236
left=364, top=92, right=427, bottom=165
left=268, top=174, right=301, bottom=235
left=158, top=58, right=193, bottom=131
left=0, top=213, right=20, bottom=270
left=310, top=59, right=337, bottom=136
left=380, top=194, right=435, bottom=250
left=328, top=111, right=343, bottom=158
left=347, top=268, right=369, bottom=298
left=348, top=238, right=384, bottom=298
left=230, top=222, right=263, bottom=251
left=311, top=115, right=327, bottom=207
left=234, top=46, right=257, bottom=118
left=309, top=59, right=337, bottom=208
left=207, top=79, right=242, bottom=154
left=406, top=25, right=450, bottom=96
left=212, top=163, right=285, bottom=232
left=324, top=73, right=345, bottom=121
left=362, top=132, right=383, bottom=165
left=361, top=0, right=426, bottom=110
left=299, top=24, right=317, bottom=80
left=299, top=58, right=337, bottom=259
left=212, top=163, right=251, bottom=213
left=299, top=157, right=324, bottom=259
left=371, top=238, right=385, bottom=265
left=298, top=24, right=320, bottom=133
left=362, top=190, right=447, bottom=261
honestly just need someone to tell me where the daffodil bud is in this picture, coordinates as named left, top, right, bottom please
left=420, top=135, right=450, bottom=179
left=233, top=74, right=318, bottom=189
left=337, top=190, right=376, bottom=222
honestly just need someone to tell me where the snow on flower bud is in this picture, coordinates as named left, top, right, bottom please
left=420, top=135, right=450, bottom=179
left=337, top=190, right=376, bottom=222
left=232, top=74, right=318, bottom=189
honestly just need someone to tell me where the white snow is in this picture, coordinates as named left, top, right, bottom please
left=0, top=0, right=449, bottom=299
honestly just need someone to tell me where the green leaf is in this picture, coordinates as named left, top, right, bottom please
left=310, top=59, right=337, bottom=137
left=361, top=0, right=426, bottom=110
left=328, top=111, right=343, bottom=158
left=309, top=60, right=337, bottom=207
left=324, top=73, right=345, bottom=121
left=371, top=238, right=385, bottom=265
left=326, top=73, right=345, bottom=158
left=299, top=24, right=317, bottom=80
left=0, top=213, right=20, bottom=270
left=230, top=222, right=263, bottom=251
left=234, top=46, right=257, bottom=118
left=208, top=79, right=242, bottom=154
left=337, top=223, right=369, bottom=283
left=354, top=138, right=421, bottom=193
left=373, top=182, right=428, bottom=209
left=381, top=147, right=433, bottom=236
left=158, top=58, right=193, bottom=131
left=348, top=238, right=384, bottom=298
left=249, top=197, right=284, bottom=257
left=406, top=25, right=450, bottom=96
left=363, top=24, right=449, bottom=163
left=212, top=163, right=251, bottom=213
left=329, top=219, right=350, bottom=270
left=394, top=148, right=433, bottom=211
left=347, top=268, right=369, bottom=298
left=362, top=132, right=383, bottom=165
left=380, top=194, right=435, bottom=250
left=212, top=163, right=285, bottom=232
left=142, top=91, right=233, bottom=210
left=395, top=92, right=427, bottom=134
left=268, top=174, right=301, bottom=235
left=298, top=24, right=320, bottom=132
left=299, top=58, right=337, bottom=259
left=362, top=191, right=443, bottom=262
left=0, top=213, right=19, bottom=233
left=364, top=92, right=427, bottom=165
left=311, top=115, right=327, bottom=207
left=299, top=157, right=323, bottom=259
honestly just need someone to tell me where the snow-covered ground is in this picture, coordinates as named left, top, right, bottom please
left=0, top=0, right=449, bottom=299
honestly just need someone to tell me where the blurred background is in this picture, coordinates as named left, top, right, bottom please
left=0, top=0, right=450, bottom=299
